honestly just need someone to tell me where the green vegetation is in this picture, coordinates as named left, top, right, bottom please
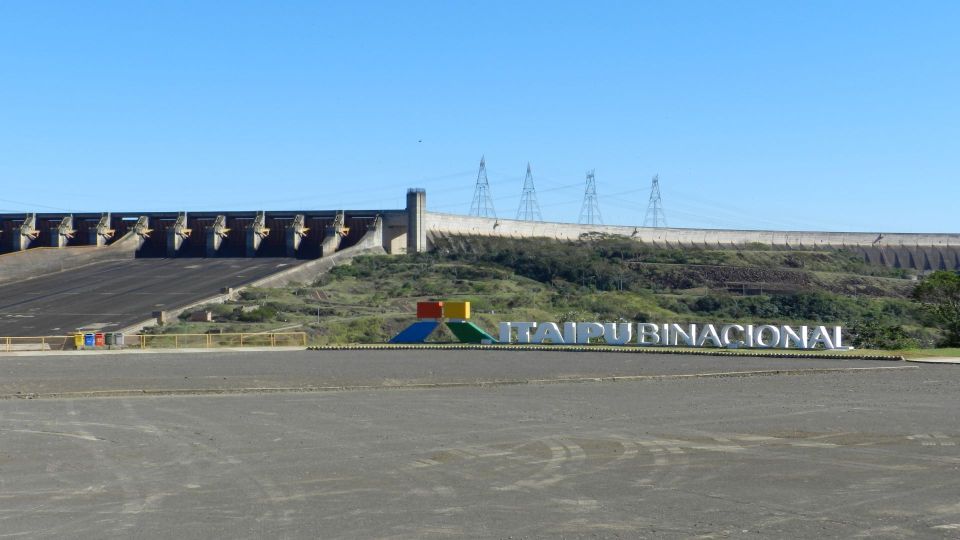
left=912, top=271, right=960, bottom=346
left=892, top=348, right=960, bottom=359
left=154, top=235, right=955, bottom=349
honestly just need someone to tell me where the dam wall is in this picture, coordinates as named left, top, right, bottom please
left=249, top=216, right=387, bottom=288
left=0, top=210, right=406, bottom=258
left=424, top=212, right=960, bottom=271
left=1, top=189, right=957, bottom=278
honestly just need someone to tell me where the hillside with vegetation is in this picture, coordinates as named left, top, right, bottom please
left=153, top=235, right=959, bottom=350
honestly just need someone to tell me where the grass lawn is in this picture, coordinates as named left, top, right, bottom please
left=890, top=348, right=960, bottom=359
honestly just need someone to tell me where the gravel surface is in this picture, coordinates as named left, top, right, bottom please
left=0, top=348, right=904, bottom=396
left=0, top=351, right=957, bottom=539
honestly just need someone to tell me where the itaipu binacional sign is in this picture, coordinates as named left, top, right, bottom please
left=497, top=322, right=847, bottom=350
left=390, top=301, right=847, bottom=350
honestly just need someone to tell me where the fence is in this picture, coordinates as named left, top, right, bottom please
left=0, top=332, right=308, bottom=352
left=130, top=332, right=308, bottom=349
left=0, top=336, right=74, bottom=352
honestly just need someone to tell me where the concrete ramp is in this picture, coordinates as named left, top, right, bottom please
left=0, top=230, right=142, bottom=286
left=0, top=258, right=304, bottom=337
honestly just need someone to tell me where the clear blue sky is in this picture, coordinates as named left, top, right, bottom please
left=1, top=1, right=957, bottom=232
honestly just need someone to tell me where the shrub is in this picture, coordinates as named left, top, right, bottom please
left=913, top=271, right=960, bottom=346
left=238, top=306, right=277, bottom=323
left=850, top=320, right=920, bottom=350
left=239, top=289, right=268, bottom=301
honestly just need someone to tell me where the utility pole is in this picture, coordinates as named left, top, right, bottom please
left=469, top=156, right=497, bottom=218
left=643, top=174, right=668, bottom=227
left=515, top=163, right=542, bottom=221
left=579, top=170, right=603, bottom=225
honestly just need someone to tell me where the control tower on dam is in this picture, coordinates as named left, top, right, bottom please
left=1, top=188, right=958, bottom=273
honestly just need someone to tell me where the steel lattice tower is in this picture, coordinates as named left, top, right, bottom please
left=578, top=170, right=603, bottom=225
left=469, top=156, right=497, bottom=218
left=643, top=174, right=668, bottom=227
left=515, top=163, right=542, bottom=221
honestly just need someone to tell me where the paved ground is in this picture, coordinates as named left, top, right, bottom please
left=0, top=258, right=301, bottom=336
left=0, top=351, right=958, bottom=538
left=0, top=349, right=905, bottom=397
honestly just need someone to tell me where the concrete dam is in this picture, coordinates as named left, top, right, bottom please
left=0, top=208, right=409, bottom=288
left=0, top=209, right=407, bottom=258
left=1, top=188, right=958, bottom=336
left=2, top=188, right=960, bottom=274
left=422, top=211, right=960, bottom=272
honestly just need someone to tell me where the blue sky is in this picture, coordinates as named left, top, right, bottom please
left=0, top=1, right=957, bottom=232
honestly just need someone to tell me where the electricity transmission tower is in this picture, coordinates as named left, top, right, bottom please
left=578, top=170, right=603, bottom=225
left=469, top=156, right=497, bottom=218
left=515, top=163, right=542, bottom=221
left=643, top=174, right=668, bottom=227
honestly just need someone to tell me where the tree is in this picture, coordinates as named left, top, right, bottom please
left=913, top=271, right=960, bottom=346
left=850, top=320, right=919, bottom=350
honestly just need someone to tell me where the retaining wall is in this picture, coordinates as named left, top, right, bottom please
left=424, top=212, right=960, bottom=270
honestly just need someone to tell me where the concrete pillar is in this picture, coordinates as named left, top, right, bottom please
left=13, top=214, right=38, bottom=251
left=246, top=211, right=269, bottom=257
left=205, top=215, right=230, bottom=257
left=285, top=214, right=308, bottom=257
left=321, top=212, right=347, bottom=256
left=406, top=188, right=426, bottom=254
left=50, top=215, right=75, bottom=247
left=89, top=213, right=115, bottom=247
left=166, top=212, right=191, bottom=257
left=131, top=216, right=151, bottom=251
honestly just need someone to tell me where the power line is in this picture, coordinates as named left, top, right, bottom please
left=515, top=163, right=542, bottom=221
left=0, top=197, right=73, bottom=213
left=469, top=156, right=497, bottom=218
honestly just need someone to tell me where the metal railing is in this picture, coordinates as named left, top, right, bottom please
left=0, top=332, right=308, bottom=352
left=130, top=332, right=308, bottom=349
left=1, top=336, right=74, bottom=352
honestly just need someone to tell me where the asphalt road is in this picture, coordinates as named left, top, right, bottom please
left=0, top=258, right=301, bottom=336
left=0, top=351, right=957, bottom=538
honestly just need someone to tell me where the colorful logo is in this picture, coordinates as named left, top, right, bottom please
left=389, top=301, right=498, bottom=344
